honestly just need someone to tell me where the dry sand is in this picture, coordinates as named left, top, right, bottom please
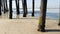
left=0, top=16, right=60, bottom=34
left=0, top=13, right=60, bottom=34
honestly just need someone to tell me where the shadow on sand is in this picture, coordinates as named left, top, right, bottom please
left=45, top=29, right=60, bottom=32
left=12, top=18, right=38, bottom=19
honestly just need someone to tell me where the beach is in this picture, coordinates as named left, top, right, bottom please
left=0, top=16, right=60, bottom=34
left=0, top=0, right=59, bottom=34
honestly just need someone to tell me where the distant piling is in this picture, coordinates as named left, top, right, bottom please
left=0, top=0, right=2, bottom=16
left=6, top=0, right=8, bottom=11
left=58, top=17, right=60, bottom=25
left=4, top=1, right=6, bottom=14
left=1, top=0, right=4, bottom=11
left=22, top=0, right=27, bottom=17
left=25, top=0, right=27, bottom=16
left=38, top=0, right=47, bottom=32
left=58, top=6, right=60, bottom=25
left=17, top=0, right=20, bottom=15
left=9, top=0, right=12, bottom=19
left=4, top=0, right=8, bottom=14
left=15, top=0, right=20, bottom=15
left=32, top=0, right=34, bottom=17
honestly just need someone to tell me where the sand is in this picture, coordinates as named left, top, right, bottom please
left=0, top=16, right=60, bottom=34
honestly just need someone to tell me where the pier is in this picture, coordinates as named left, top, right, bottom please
left=0, top=0, right=60, bottom=34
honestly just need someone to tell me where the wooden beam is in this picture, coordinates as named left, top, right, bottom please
left=9, top=0, right=12, bottom=19
left=0, top=0, right=1, bottom=15
left=38, top=0, right=47, bottom=32
left=32, top=0, right=34, bottom=17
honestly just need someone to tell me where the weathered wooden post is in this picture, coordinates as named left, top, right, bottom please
left=3, top=0, right=8, bottom=14
left=25, top=0, right=27, bottom=16
left=9, top=0, right=12, bottom=19
left=1, top=0, right=4, bottom=11
left=22, top=0, right=27, bottom=17
left=22, top=0, right=25, bottom=17
left=58, top=5, right=60, bottom=25
left=58, top=16, right=60, bottom=25
left=0, top=0, right=1, bottom=14
left=32, top=0, right=34, bottom=17
left=15, top=0, right=20, bottom=18
left=15, top=0, right=20, bottom=15
left=38, top=0, right=47, bottom=32
left=4, top=0, right=6, bottom=14
left=6, top=0, right=8, bottom=11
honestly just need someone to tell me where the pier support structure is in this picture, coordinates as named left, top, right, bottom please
left=1, top=0, right=4, bottom=11
left=0, top=0, right=2, bottom=16
left=9, top=0, right=12, bottom=19
left=58, top=5, right=60, bottom=25
left=38, top=0, right=47, bottom=32
left=3, top=0, right=8, bottom=14
left=15, top=0, right=20, bottom=16
left=15, top=0, right=20, bottom=18
left=22, top=0, right=27, bottom=17
left=5, top=0, right=8, bottom=12
left=4, top=0, right=6, bottom=14
left=32, top=0, right=34, bottom=17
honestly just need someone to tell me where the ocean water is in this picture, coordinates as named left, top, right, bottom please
left=12, top=9, right=59, bottom=20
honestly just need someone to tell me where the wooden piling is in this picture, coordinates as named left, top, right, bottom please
left=32, top=0, right=34, bottom=17
left=23, top=0, right=26, bottom=17
left=58, top=5, right=60, bottom=25
left=3, top=0, right=8, bottom=14
left=22, top=0, right=27, bottom=17
left=0, top=0, right=2, bottom=16
left=25, top=0, right=27, bottom=16
left=58, top=16, right=60, bottom=25
left=1, top=0, right=4, bottom=11
left=22, top=0, right=25, bottom=17
left=15, top=0, right=20, bottom=15
left=17, top=0, right=20, bottom=15
left=38, top=0, right=47, bottom=32
left=6, top=0, right=8, bottom=11
left=9, top=0, right=12, bottom=19
left=4, top=1, right=6, bottom=14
